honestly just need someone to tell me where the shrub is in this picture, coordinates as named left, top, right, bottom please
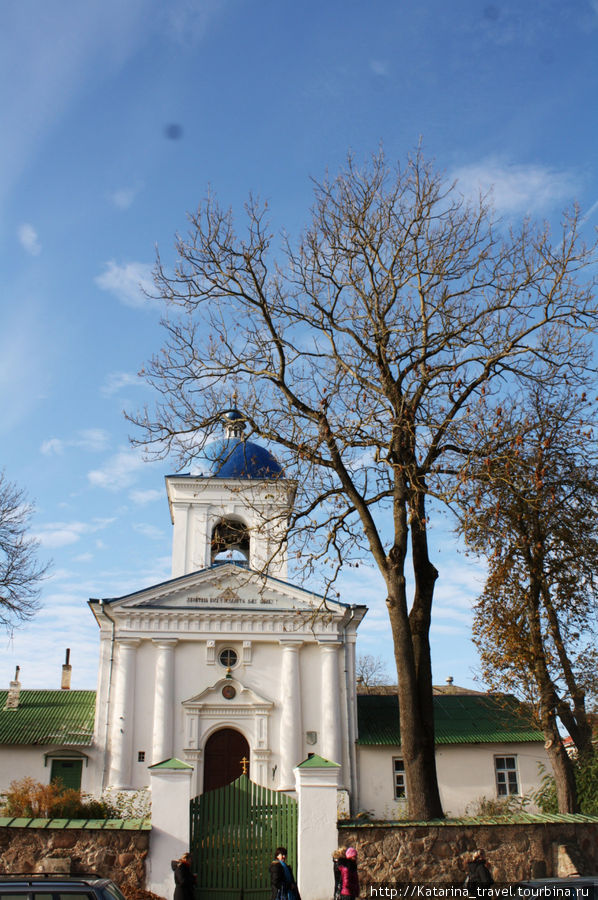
left=533, top=754, right=598, bottom=815
left=466, top=794, right=529, bottom=817
left=0, top=777, right=118, bottom=818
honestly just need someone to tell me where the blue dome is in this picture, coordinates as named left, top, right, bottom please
left=201, top=437, right=284, bottom=479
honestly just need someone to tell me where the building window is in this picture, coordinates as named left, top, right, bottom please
left=219, top=647, right=238, bottom=668
left=393, top=758, right=406, bottom=800
left=138, top=751, right=146, bottom=762
left=495, top=755, right=519, bottom=795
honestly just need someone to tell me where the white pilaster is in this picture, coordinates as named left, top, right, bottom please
left=171, top=502, right=189, bottom=577
left=278, top=640, right=303, bottom=789
left=344, top=633, right=358, bottom=802
left=320, top=642, right=342, bottom=767
left=152, top=639, right=178, bottom=763
left=294, top=756, right=340, bottom=900
left=108, top=639, right=140, bottom=788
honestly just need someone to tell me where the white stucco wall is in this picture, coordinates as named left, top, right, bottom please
left=356, top=741, right=550, bottom=819
left=0, top=744, right=99, bottom=796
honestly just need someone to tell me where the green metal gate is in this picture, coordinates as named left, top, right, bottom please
left=190, top=774, right=298, bottom=900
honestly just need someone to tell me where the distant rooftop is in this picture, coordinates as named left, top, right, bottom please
left=357, top=682, right=485, bottom=696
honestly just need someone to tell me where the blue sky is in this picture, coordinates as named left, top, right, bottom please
left=2, top=0, right=598, bottom=691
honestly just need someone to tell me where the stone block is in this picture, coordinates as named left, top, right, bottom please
left=50, top=832, right=77, bottom=849
left=37, top=858, right=71, bottom=874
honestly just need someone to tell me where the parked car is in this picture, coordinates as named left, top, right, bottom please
left=519, top=878, right=598, bottom=899
left=0, top=874, right=127, bottom=900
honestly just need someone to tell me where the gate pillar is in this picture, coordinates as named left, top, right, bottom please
left=148, top=757, right=194, bottom=899
left=294, top=755, right=340, bottom=900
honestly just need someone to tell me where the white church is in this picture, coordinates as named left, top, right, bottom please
left=0, top=410, right=549, bottom=820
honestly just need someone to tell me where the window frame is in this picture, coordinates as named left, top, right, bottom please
left=392, top=757, right=407, bottom=801
left=218, top=647, right=238, bottom=669
left=494, top=754, right=520, bottom=796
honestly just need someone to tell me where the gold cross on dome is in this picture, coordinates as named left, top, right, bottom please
left=240, top=756, right=249, bottom=775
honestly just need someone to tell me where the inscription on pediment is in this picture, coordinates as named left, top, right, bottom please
left=186, top=592, right=273, bottom=606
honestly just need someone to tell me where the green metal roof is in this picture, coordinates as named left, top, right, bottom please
left=149, top=757, right=193, bottom=770
left=297, top=754, right=340, bottom=768
left=0, top=691, right=95, bottom=746
left=357, top=693, right=543, bottom=745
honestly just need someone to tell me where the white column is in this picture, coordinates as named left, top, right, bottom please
left=294, top=756, right=340, bottom=900
left=108, top=639, right=140, bottom=788
left=152, top=639, right=178, bottom=763
left=148, top=759, right=194, bottom=898
left=320, top=642, right=342, bottom=766
left=279, top=640, right=303, bottom=789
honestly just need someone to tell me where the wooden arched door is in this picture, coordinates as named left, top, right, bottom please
left=203, top=728, right=250, bottom=792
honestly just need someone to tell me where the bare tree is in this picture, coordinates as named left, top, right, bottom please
left=131, top=149, right=597, bottom=818
left=456, top=387, right=598, bottom=812
left=357, top=654, right=391, bottom=689
left=0, top=472, right=48, bottom=630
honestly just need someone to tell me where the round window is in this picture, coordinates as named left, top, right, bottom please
left=219, top=648, right=238, bottom=668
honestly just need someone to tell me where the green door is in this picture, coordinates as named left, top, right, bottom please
left=190, top=774, right=298, bottom=900
left=50, top=758, right=83, bottom=790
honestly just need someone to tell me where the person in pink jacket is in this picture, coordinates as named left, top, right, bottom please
left=337, top=847, right=359, bottom=900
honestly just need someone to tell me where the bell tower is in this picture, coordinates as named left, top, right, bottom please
left=165, top=411, right=295, bottom=579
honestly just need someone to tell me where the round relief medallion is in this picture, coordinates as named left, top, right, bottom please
left=222, top=685, right=236, bottom=700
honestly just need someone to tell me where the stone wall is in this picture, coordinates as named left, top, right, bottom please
left=338, top=821, right=598, bottom=884
left=0, top=825, right=152, bottom=899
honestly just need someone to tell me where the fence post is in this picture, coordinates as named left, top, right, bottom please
left=294, top=755, right=340, bottom=900
left=148, top=757, right=194, bottom=899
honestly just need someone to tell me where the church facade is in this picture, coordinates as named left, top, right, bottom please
left=0, top=411, right=550, bottom=817
left=89, top=410, right=366, bottom=801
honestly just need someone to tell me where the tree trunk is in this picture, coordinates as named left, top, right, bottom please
left=407, top=487, right=443, bottom=819
left=543, top=720, right=578, bottom=813
left=386, top=570, right=443, bottom=820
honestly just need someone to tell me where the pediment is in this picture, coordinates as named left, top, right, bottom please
left=104, top=563, right=349, bottom=617
left=182, top=676, right=274, bottom=710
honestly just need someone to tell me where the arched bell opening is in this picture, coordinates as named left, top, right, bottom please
left=211, top=517, right=250, bottom=564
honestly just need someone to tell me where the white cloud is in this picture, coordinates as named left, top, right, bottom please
left=40, top=428, right=110, bottom=455
left=369, top=59, right=389, bottom=77
left=452, top=157, right=579, bottom=215
left=41, top=438, right=65, bottom=455
left=101, top=371, right=143, bottom=396
left=95, top=260, right=156, bottom=309
left=129, top=488, right=163, bottom=505
left=165, top=0, right=229, bottom=45
left=109, top=187, right=138, bottom=210
left=35, top=517, right=115, bottom=548
left=88, top=447, right=148, bottom=491
left=18, top=222, right=41, bottom=255
left=133, top=522, right=165, bottom=540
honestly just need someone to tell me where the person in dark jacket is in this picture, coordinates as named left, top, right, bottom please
left=270, top=847, right=299, bottom=900
left=337, top=847, right=359, bottom=900
left=465, top=850, right=493, bottom=897
left=173, top=851, right=195, bottom=900
left=332, top=849, right=343, bottom=900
